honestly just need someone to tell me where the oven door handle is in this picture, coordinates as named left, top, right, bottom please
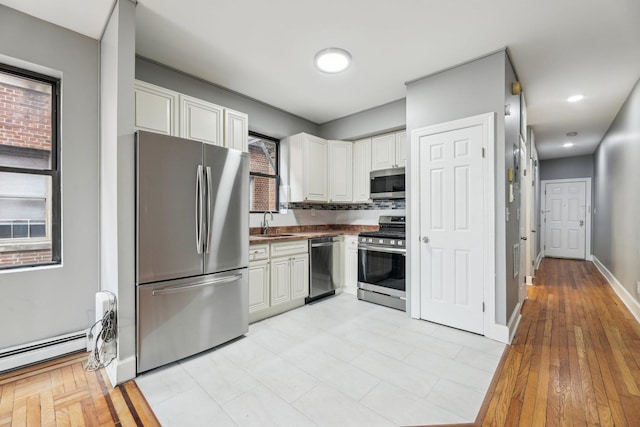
left=358, top=244, right=406, bottom=255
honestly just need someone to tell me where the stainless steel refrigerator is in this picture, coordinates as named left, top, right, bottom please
left=135, top=131, right=249, bottom=373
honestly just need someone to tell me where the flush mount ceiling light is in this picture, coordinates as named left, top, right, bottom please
left=314, top=48, right=352, bottom=73
left=567, top=94, right=584, bottom=103
left=563, top=142, right=574, bottom=148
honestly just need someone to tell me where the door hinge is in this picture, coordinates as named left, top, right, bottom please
left=482, top=148, right=485, bottom=158
left=482, top=302, right=485, bottom=312
left=524, top=169, right=527, bottom=177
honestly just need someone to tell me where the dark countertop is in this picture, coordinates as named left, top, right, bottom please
left=249, top=224, right=377, bottom=245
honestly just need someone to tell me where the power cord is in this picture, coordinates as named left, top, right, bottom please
left=86, top=291, right=117, bottom=371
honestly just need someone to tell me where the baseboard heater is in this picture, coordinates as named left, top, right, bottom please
left=0, top=331, right=87, bottom=374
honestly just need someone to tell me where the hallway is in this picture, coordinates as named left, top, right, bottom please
left=477, top=258, right=640, bottom=426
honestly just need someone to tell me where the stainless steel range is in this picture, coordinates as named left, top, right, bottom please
left=357, top=216, right=406, bottom=311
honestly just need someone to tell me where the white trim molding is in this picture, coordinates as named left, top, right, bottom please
left=592, top=256, right=640, bottom=324
left=409, top=113, right=501, bottom=341
left=507, top=303, right=523, bottom=343
left=540, top=178, right=592, bottom=260
left=0, top=331, right=86, bottom=373
left=105, top=355, right=137, bottom=387
left=535, top=251, right=543, bottom=270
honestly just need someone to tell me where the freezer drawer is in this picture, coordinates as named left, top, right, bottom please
left=137, top=269, right=248, bottom=373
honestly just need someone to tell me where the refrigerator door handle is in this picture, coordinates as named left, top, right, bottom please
left=151, top=274, right=243, bottom=296
left=195, top=165, right=203, bottom=254
left=205, top=166, right=212, bottom=253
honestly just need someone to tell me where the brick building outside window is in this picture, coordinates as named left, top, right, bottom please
left=248, top=132, right=279, bottom=213
left=0, top=65, right=60, bottom=269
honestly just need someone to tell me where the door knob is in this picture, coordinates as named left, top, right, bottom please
left=579, top=220, right=584, bottom=227
left=422, top=237, right=430, bottom=243
left=521, top=236, right=527, bottom=241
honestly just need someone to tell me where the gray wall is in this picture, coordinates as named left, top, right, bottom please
left=135, top=57, right=319, bottom=140
left=504, top=55, right=521, bottom=324
left=406, top=50, right=515, bottom=326
left=100, top=0, right=137, bottom=383
left=539, top=154, right=595, bottom=254
left=593, top=77, right=640, bottom=303
left=540, top=154, right=593, bottom=181
left=318, top=98, right=406, bottom=140
left=0, top=6, right=100, bottom=348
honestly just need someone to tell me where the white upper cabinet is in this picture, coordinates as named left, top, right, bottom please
left=134, top=80, right=179, bottom=135
left=224, top=109, right=249, bottom=152
left=328, top=140, right=353, bottom=203
left=288, top=133, right=328, bottom=203
left=395, top=131, right=407, bottom=168
left=134, top=80, right=248, bottom=152
left=179, top=94, right=224, bottom=146
left=371, top=131, right=406, bottom=170
left=371, top=133, right=396, bottom=170
left=353, top=138, right=372, bottom=203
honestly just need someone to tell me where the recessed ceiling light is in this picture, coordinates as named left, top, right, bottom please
left=566, top=131, right=578, bottom=137
left=563, top=142, right=574, bottom=148
left=314, top=48, right=351, bottom=74
left=567, top=94, right=584, bottom=103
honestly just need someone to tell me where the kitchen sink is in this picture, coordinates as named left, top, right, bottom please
left=259, top=233, right=297, bottom=238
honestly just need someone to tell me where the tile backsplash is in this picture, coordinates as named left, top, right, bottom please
left=281, top=199, right=405, bottom=211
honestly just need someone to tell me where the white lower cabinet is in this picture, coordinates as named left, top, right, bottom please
left=249, top=240, right=309, bottom=323
left=248, top=260, right=269, bottom=313
left=342, top=236, right=359, bottom=295
left=290, top=254, right=310, bottom=300
left=270, top=256, right=292, bottom=306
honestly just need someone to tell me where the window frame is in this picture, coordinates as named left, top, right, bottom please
left=0, top=63, right=61, bottom=270
left=248, top=131, right=280, bottom=214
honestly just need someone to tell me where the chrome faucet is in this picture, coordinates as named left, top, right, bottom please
left=262, top=211, right=274, bottom=235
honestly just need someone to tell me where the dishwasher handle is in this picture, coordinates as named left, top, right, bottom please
left=311, top=241, right=339, bottom=248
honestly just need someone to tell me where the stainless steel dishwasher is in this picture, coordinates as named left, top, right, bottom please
left=306, top=236, right=340, bottom=303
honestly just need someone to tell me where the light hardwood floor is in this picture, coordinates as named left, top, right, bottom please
left=0, top=352, right=158, bottom=426
left=472, top=257, right=640, bottom=427
left=2, top=257, right=639, bottom=426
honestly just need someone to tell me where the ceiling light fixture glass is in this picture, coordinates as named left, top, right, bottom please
left=563, top=142, right=574, bottom=148
left=314, top=48, right=352, bottom=73
left=567, top=94, right=584, bottom=103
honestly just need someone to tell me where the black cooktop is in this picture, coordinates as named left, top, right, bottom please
left=359, top=229, right=406, bottom=239
left=360, top=215, right=406, bottom=239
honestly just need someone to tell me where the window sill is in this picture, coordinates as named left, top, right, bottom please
left=0, top=240, right=51, bottom=252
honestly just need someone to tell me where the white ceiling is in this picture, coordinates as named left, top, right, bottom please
left=3, top=0, right=640, bottom=160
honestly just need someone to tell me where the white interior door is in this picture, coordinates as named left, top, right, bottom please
left=544, top=181, right=586, bottom=259
left=518, top=139, right=528, bottom=302
left=419, top=124, right=484, bottom=334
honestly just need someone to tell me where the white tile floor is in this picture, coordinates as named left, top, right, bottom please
left=136, top=293, right=505, bottom=427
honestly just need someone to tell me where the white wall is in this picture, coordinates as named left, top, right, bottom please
left=0, top=5, right=100, bottom=348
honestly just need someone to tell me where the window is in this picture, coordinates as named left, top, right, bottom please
left=0, top=64, right=60, bottom=269
left=248, top=132, right=279, bottom=213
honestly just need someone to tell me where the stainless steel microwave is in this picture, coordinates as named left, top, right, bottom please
left=370, top=167, right=405, bottom=199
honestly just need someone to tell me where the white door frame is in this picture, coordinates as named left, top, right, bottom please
left=540, top=178, right=592, bottom=260
left=409, top=112, right=499, bottom=341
